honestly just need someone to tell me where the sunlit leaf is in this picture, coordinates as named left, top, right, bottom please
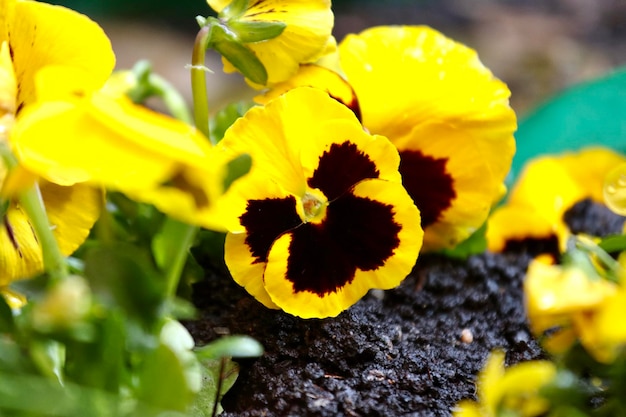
left=190, top=358, right=239, bottom=417
left=599, top=234, right=626, bottom=254
left=220, top=0, right=249, bottom=19
left=440, top=222, right=488, bottom=259
left=210, top=24, right=267, bottom=85
left=210, top=101, right=255, bottom=144
left=195, top=335, right=264, bottom=360
left=29, top=339, right=65, bottom=385
left=137, top=344, right=194, bottom=412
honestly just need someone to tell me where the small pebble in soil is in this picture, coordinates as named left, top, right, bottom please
left=460, top=328, right=474, bottom=344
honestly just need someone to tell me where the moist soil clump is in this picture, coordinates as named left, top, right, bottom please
left=185, top=199, right=624, bottom=416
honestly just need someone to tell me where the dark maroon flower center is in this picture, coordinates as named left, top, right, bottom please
left=239, top=141, right=401, bottom=296
left=308, top=141, right=379, bottom=201
left=398, top=150, right=456, bottom=228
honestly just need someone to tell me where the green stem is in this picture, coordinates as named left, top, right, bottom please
left=19, top=185, right=68, bottom=283
left=153, top=26, right=216, bottom=298
left=191, top=25, right=213, bottom=142
left=0, top=144, right=67, bottom=283
left=128, top=60, right=193, bottom=125
left=154, top=219, right=198, bottom=298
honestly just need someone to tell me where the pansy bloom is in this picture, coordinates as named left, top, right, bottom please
left=487, top=147, right=626, bottom=254
left=525, top=255, right=626, bottom=363
left=337, top=26, right=517, bottom=252
left=453, top=351, right=556, bottom=417
left=218, top=87, right=423, bottom=318
left=12, top=64, right=236, bottom=232
left=0, top=0, right=112, bottom=287
left=207, top=0, right=334, bottom=86
left=260, top=26, right=516, bottom=251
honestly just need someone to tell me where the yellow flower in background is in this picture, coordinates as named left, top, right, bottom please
left=0, top=0, right=111, bottom=288
left=524, top=259, right=618, bottom=356
left=453, top=351, right=556, bottom=417
left=12, top=65, right=234, bottom=232
left=218, top=87, right=423, bottom=318
left=207, top=0, right=334, bottom=86
left=487, top=147, right=626, bottom=253
left=525, top=252, right=626, bottom=363
left=337, top=26, right=516, bottom=252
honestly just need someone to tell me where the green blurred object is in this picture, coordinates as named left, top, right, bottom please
left=43, top=0, right=213, bottom=25
left=512, top=67, right=626, bottom=181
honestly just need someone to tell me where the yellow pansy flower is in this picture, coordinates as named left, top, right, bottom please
left=218, top=87, right=423, bottom=318
left=525, top=251, right=626, bottom=363
left=454, top=351, right=556, bottom=417
left=207, top=0, right=334, bottom=86
left=337, top=26, right=516, bottom=252
left=12, top=65, right=234, bottom=232
left=261, top=26, right=516, bottom=251
left=0, top=0, right=112, bottom=288
left=487, top=147, right=626, bottom=253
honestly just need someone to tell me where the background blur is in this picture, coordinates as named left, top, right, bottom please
left=44, top=0, right=626, bottom=115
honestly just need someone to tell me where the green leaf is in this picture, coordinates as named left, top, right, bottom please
left=83, top=244, right=165, bottom=329
left=190, top=358, right=239, bottom=417
left=512, top=67, right=626, bottom=183
left=195, top=335, right=264, bottom=360
left=229, top=20, right=286, bottom=43
left=29, top=339, right=65, bottom=385
left=220, top=0, right=249, bottom=19
left=210, top=100, right=255, bottom=144
left=599, top=234, right=626, bottom=254
left=152, top=218, right=196, bottom=271
left=439, top=222, right=488, bottom=259
left=137, top=344, right=194, bottom=412
left=210, top=23, right=268, bottom=84
left=224, top=153, right=252, bottom=192
left=0, top=294, right=15, bottom=333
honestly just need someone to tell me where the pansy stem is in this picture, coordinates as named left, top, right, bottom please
left=19, top=185, right=68, bottom=283
left=191, top=25, right=213, bottom=142
left=0, top=144, right=67, bottom=283
left=156, top=219, right=198, bottom=298
left=151, top=28, right=217, bottom=299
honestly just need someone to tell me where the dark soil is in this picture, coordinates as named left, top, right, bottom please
left=185, top=199, right=624, bottom=416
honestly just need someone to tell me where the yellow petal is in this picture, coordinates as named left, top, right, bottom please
left=339, top=26, right=516, bottom=250
left=220, top=87, right=365, bottom=197
left=0, top=181, right=100, bottom=285
left=40, top=181, right=101, bottom=257
left=0, top=203, right=43, bottom=284
left=497, top=360, right=556, bottom=415
left=0, top=41, right=16, bottom=136
left=451, top=401, right=484, bottom=417
left=576, top=287, right=626, bottom=363
left=486, top=205, right=564, bottom=253
left=263, top=179, right=422, bottom=318
left=8, top=0, right=115, bottom=110
left=339, top=26, right=516, bottom=180
left=224, top=176, right=300, bottom=308
left=12, top=66, right=232, bottom=230
left=558, top=147, right=626, bottom=202
left=255, top=64, right=360, bottom=119
left=396, top=121, right=501, bottom=251
left=525, top=260, right=616, bottom=317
